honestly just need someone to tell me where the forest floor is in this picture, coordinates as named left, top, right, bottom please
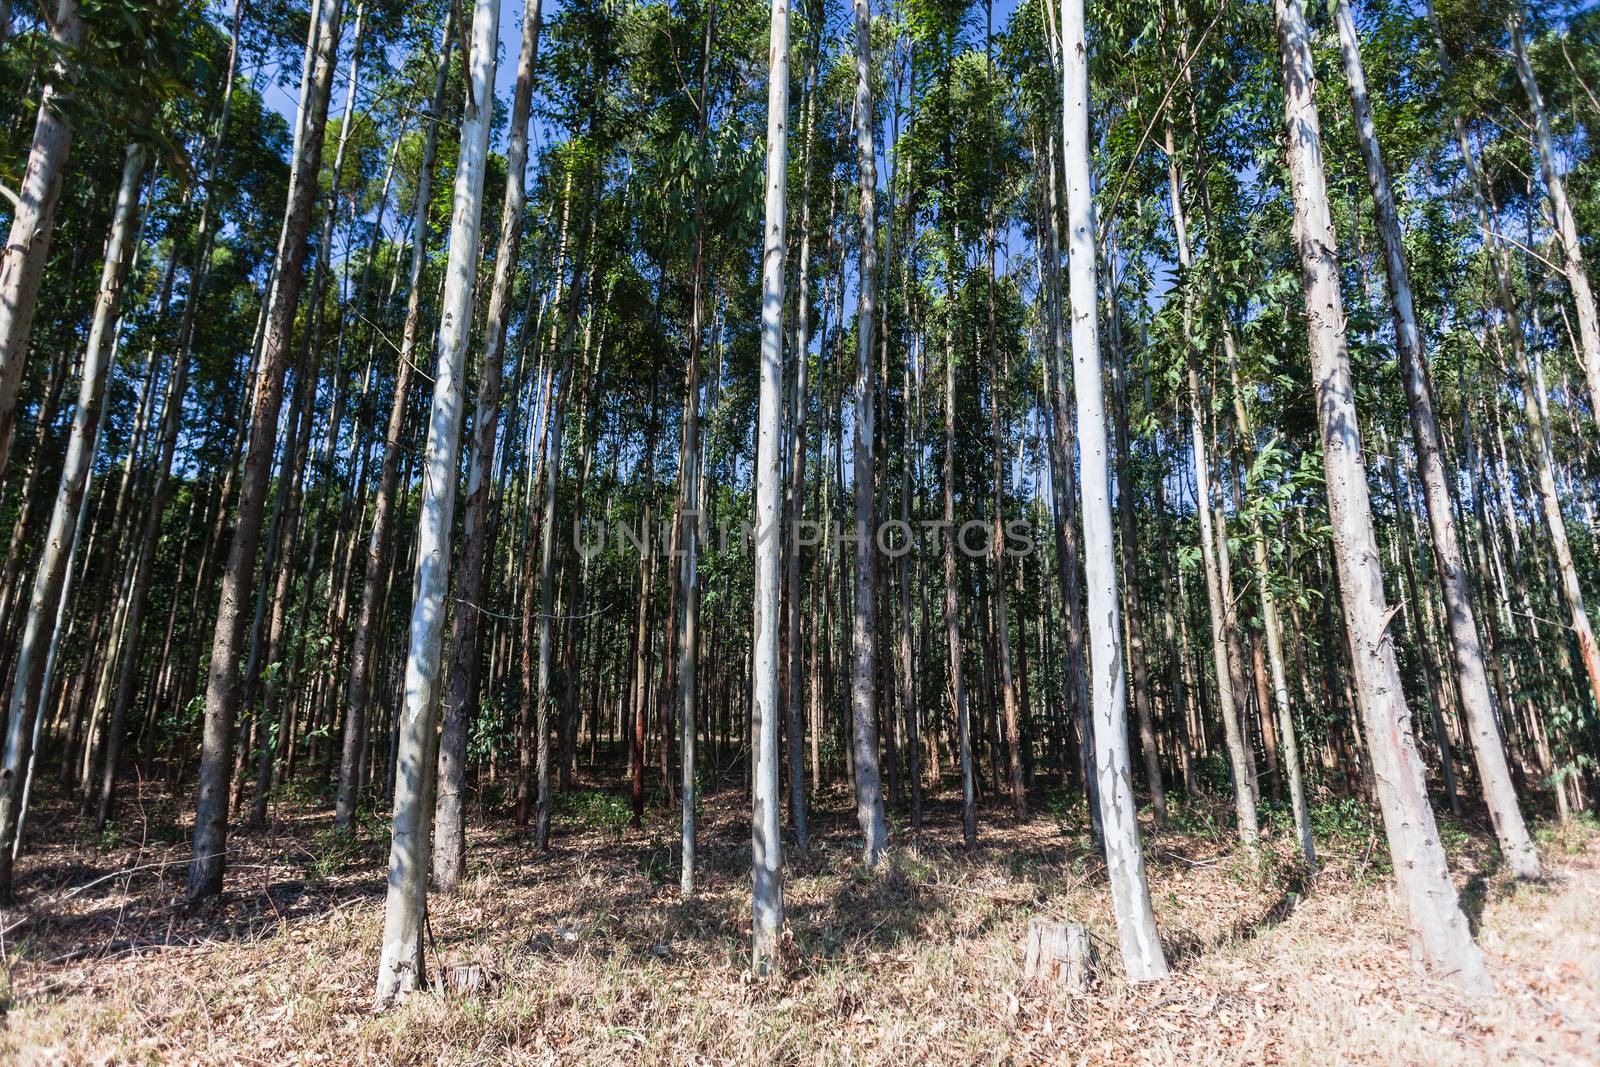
left=0, top=773, right=1597, bottom=1065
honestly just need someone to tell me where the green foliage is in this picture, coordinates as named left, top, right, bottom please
left=553, top=790, right=632, bottom=839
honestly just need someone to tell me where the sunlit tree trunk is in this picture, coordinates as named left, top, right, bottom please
left=1277, top=0, right=1490, bottom=994
left=434, top=0, right=542, bottom=890
left=1334, top=0, right=1536, bottom=878
left=1510, top=14, right=1600, bottom=436
left=335, top=16, right=455, bottom=834
left=374, top=0, right=499, bottom=1005
left=0, top=0, right=81, bottom=479
left=1060, top=0, right=1166, bottom=982
left=0, top=142, right=146, bottom=896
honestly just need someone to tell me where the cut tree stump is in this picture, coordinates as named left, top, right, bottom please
left=1023, top=919, right=1092, bottom=992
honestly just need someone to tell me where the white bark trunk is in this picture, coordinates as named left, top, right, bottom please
left=0, top=0, right=81, bottom=478
left=0, top=142, right=146, bottom=897
left=1335, top=0, right=1537, bottom=879
left=374, top=0, right=500, bottom=1007
left=1060, top=0, right=1167, bottom=983
left=751, top=0, right=790, bottom=975
left=1277, top=0, right=1490, bottom=995
left=1511, top=15, right=1600, bottom=436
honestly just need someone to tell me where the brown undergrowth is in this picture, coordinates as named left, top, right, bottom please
left=0, top=777, right=1595, bottom=1065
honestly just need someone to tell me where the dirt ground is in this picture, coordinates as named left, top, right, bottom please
left=1, top=778, right=1596, bottom=1065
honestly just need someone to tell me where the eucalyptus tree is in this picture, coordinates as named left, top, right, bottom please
left=1333, top=0, right=1537, bottom=880
left=1061, top=0, right=1167, bottom=984
left=336, top=12, right=456, bottom=833
left=188, top=0, right=346, bottom=900
left=374, top=0, right=500, bottom=1004
left=751, top=0, right=791, bottom=976
left=0, top=141, right=146, bottom=896
left=1275, top=0, right=1490, bottom=994
left=849, top=0, right=889, bottom=868
left=0, top=0, right=81, bottom=480
left=1426, top=0, right=1600, bottom=734
left=434, top=0, right=543, bottom=891
left=1508, top=11, right=1600, bottom=439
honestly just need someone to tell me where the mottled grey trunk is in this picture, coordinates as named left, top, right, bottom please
left=0, top=0, right=81, bottom=478
left=751, top=0, right=790, bottom=974
left=373, top=0, right=499, bottom=1006
left=848, top=0, right=888, bottom=868
left=1335, top=0, right=1535, bottom=879
left=1510, top=14, right=1600, bottom=438
left=433, top=0, right=541, bottom=890
left=1277, top=0, right=1490, bottom=994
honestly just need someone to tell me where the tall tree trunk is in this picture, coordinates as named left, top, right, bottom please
left=783, top=30, right=818, bottom=854
left=1510, top=14, right=1600, bottom=436
left=1276, top=0, right=1490, bottom=994
left=1163, top=126, right=1258, bottom=848
left=849, top=0, right=888, bottom=867
left=1334, top=0, right=1536, bottom=877
left=1104, top=235, right=1166, bottom=827
left=434, top=0, right=542, bottom=890
left=0, top=143, right=146, bottom=895
left=751, top=0, right=790, bottom=974
left=335, top=15, right=455, bottom=833
left=1060, top=0, right=1166, bottom=982
left=0, top=0, right=81, bottom=478
left=680, top=0, right=717, bottom=897
left=374, top=0, right=499, bottom=1005
left=187, top=0, right=344, bottom=899
left=943, top=277, right=976, bottom=850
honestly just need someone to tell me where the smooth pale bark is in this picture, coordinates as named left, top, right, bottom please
left=677, top=273, right=704, bottom=895
left=1510, top=15, right=1600, bottom=436
left=188, top=0, right=343, bottom=900
left=1041, top=132, right=1095, bottom=833
left=849, top=0, right=888, bottom=868
left=1335, top=1, right=1535, bottom=879
left=373, top=0, right=499, bottom=1006
left=335, top=18, right=454, bottom=833
left=434, top=0, right=542, bottom=890
left=0, top=143, right=146, bottom=896
left=751, top=0, right=789, bottom=975
left=1276, top=0, right=1490, bottom=995
left=0, top=0, right=81, bottom=478
left=1060, top=0, right=1166, bottom=982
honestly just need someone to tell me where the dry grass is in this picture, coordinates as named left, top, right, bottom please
left=1, top=779, right=1596, bottom=1065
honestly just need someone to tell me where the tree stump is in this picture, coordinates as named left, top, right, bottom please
left=1023, top=919, right=1092, bottom=992
left=444, top=961, right=501, bottom=998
